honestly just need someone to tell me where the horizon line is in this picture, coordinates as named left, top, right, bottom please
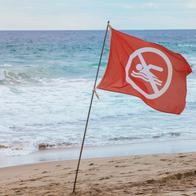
left=0, top=28, right=196, bottom=31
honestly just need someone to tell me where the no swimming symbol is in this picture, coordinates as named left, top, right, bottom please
left=125, top=47, right=173, bottom=99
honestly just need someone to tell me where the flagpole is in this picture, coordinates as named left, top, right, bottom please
left=72, top=21, right=110, bottom=193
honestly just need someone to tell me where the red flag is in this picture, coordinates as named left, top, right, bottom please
left=97, top=28, right=192, bottom=114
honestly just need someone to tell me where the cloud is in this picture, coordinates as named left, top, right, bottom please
left=184, top=0, right=196, bottom=8
left=0, top=0, right=195, bottom=29
left=105, top=1, right=160, bottom=10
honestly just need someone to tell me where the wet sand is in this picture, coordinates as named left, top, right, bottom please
left=1, top=152, right=196, bottom=195
left=2, top=139, right=196, bottom=168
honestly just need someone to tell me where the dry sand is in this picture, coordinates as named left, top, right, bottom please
left=1, top=153, right=196, bottom=195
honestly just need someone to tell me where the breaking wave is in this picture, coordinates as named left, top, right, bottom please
left=0, top=30, right=196, bottom=157
left=109, top=136, right=141, bottom=141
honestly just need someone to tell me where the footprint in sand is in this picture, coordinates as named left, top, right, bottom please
left=160, top=158, right=168, bottom=161
left=178, top=155, right=187, bottom=158
left=41, top=171, right=48, bottom=174
left=99, top=176, right=111, bottom=180
left=115, top=165, right=128, bottom=168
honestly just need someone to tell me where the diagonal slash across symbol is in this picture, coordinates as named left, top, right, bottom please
left=125, top=47, right=173, bottom=99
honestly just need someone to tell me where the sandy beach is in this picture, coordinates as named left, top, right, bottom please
left=1, top=152, right=196, bottom=195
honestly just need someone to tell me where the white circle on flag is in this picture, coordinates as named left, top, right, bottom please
left=125, top=47, right=173, bottom=99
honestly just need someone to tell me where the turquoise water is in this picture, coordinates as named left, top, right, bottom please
left=0, top=30, right=195, bottom=156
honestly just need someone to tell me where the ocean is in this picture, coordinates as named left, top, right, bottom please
left=0, top=30, right=196, bottom=158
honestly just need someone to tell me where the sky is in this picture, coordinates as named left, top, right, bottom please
left=0, top=0, right=196, bottom=30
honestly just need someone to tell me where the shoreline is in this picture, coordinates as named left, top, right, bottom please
left=1, top=152, right=196, bottom=195
left=1, top=138, right=196, bottom=168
